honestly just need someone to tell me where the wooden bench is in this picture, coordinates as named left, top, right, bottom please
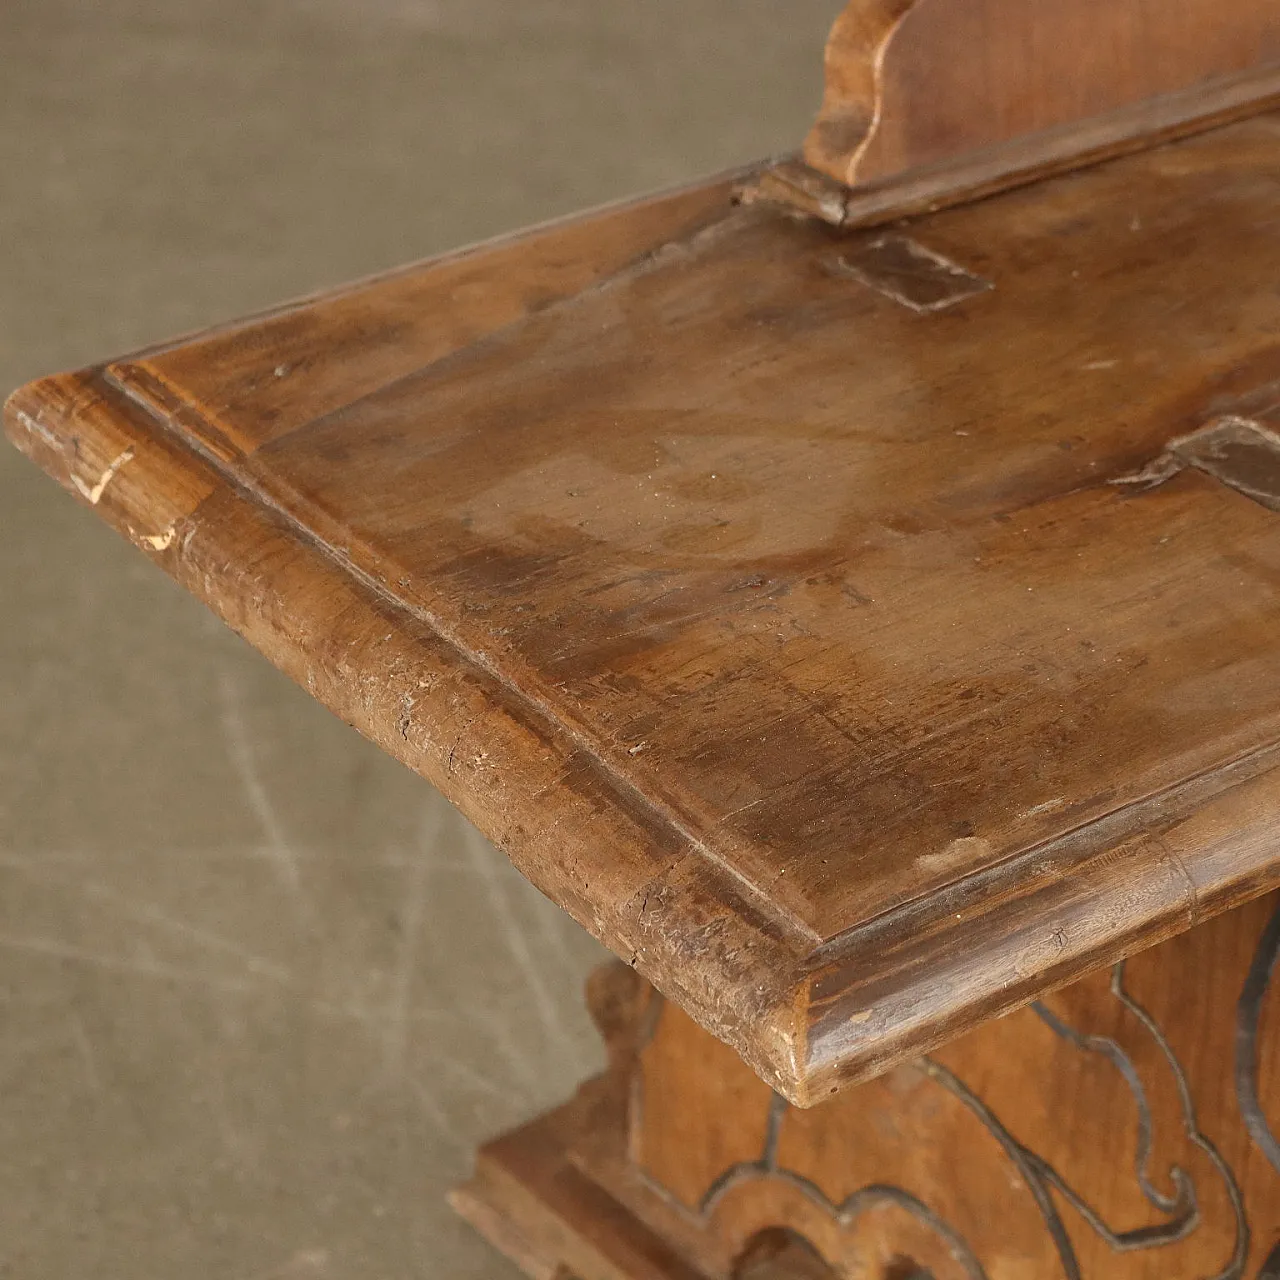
left=10, top=2, right=1280, bottom=1274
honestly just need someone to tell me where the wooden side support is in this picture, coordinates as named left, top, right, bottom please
left=454, top=891, right=1280, bottom=1278
left=748, top=0, right=1280, bottom=228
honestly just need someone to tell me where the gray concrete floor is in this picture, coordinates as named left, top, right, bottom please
left=0, top=3, right=839, bottom=1275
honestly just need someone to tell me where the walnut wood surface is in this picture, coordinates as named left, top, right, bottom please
left=752, top=64, right=1280, bottom=231
left=804, top=0, right=1280, bottom=188
left=457, top=895, right=1280, bottom=1278
left=12, top=121, right=1280, bottom=1103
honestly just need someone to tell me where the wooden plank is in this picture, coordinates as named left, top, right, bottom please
left=805, top=0, right=1280, bottom=188
left=13, top=118, right=1280, bottom=1103
left=750, top=62, right=1280, bottom=229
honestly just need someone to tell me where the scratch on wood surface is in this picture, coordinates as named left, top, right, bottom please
left=915, top=835, right=994, bottom=875
left=719, top=796, right=767, bottom=823
left=1022, top=797, right=1066, bottom=819
left=71, top=446, right=134, bottom=504
left=1158, top=837, right=1202, bottom=928
left=11, top=406, right=59, bottom=447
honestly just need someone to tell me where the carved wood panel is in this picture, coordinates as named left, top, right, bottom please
left=593, top=891, right=1280, bottom=1278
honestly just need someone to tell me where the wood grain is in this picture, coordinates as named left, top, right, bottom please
left=13, top=119, right=1280, bottom=1102
left=804, top=0, right=1280, bottom=188
left=752, top=63, right=1280, bottom=230
left=461, top=896, right=1280, bottom=1278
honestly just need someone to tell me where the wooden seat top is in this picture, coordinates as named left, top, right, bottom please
left=12, top=115, right=1280, bottom=1104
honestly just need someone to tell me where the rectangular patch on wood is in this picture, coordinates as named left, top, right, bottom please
left=833, top=235, right=993, bottom=312
left=1115, top=415, right=1280, bottom=511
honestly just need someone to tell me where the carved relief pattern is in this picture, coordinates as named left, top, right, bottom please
left=697, top=1088, right=989, bottom=1279
left=1237, top=901, right=1280, bottom=1177
left=652, top=963, right=1245, bottom=1278
left=628, top=897, right=1280, bottom=1278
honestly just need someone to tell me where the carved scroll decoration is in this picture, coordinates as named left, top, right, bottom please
left=1237, top=898, right=1280, bottom=1177
left=802, top=0, right=919, bottom=186
left=699, top=1089, right=988, bottom=1280
left=643, top=961, right=1251, bottom=1278
left=757, top=0, right=1280, bottom=228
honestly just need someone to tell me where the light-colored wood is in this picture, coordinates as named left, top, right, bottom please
left=804, top=0, right=1280, bottom=188
left=458, top=894, right=1280, bottom=1278
left=13, top=118, right=1280, bottom=1103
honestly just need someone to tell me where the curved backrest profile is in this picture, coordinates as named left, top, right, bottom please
left=799, top=0, right=1280, bottom=202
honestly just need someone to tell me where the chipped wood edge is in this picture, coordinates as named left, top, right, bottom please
left=800, top=737, right=1280, bottom=1099
left=13, top=367, right=1280, bottom=1107
left=3, top=369, right=815, bottom=1104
